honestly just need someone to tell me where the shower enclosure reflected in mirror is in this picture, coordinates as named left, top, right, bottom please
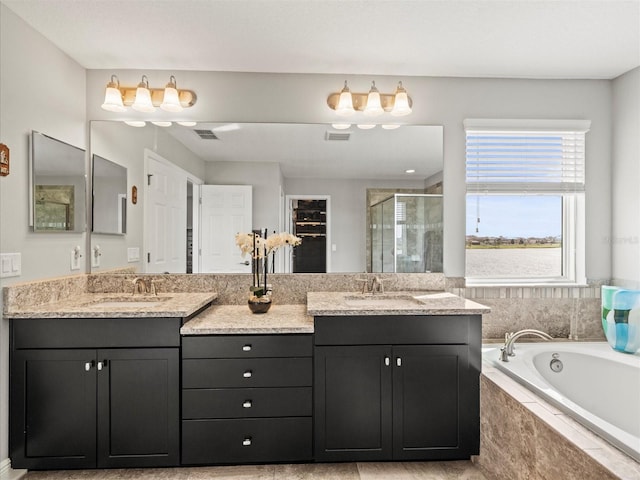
left=92, top=154, right=127, bottom=235
left=30, top=131, right=86, bottom=233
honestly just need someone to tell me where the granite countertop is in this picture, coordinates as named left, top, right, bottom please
left=4, top=292, right=217, bottom=319
left=181, top=304, right=313, bottom=335
left=306, top=291, right=491, bottom=316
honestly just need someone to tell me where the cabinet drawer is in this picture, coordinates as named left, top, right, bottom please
left=182, top=358, right=312, bottom=388
left=314, top=315, right=481, bottom=346
left=182, top=334, right=312, bottom=358
left=182, top=417, right=312, bottom=465
left=182, top=387, right=312, bottom=419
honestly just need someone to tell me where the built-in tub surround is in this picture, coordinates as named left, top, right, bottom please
left=477, top=345, right=640, bottom=480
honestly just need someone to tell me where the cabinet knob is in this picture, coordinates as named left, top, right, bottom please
left=243, top=370, right=252, bottom=378
left=384, top=356, right=390, bottom=366
left=242, top=344, right=252, bottom=352
left=396, top=357, right=402, bottom=367
left=242, top=437, right=252, bottom=446
left=84, top=361, right=93, bottom=371
left=243, top=400, right=253, bottom=408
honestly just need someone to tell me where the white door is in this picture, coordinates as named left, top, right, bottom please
left=201, top=185, right=252, bottom=273
left=145, top=152, right=187, bottom=273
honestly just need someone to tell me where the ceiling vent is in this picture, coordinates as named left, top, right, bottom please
left=325, top=131, right=351, bottom=141
left=194, top=129, right=219, bottom=140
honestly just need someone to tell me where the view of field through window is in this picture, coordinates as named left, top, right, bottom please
left=465, top=195, right=562, bottom=278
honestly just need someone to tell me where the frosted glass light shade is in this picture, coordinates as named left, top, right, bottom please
left=391, top=82, right=412, bottom=116
left=364, top=82, right=383, bottom=117
left=161, top=76, right=183, bottom=112
left=335, top=81, right=355, bottom=116
left=101, top=85, right=125, bottom=112
left=132, top=76, right=155, bottom=112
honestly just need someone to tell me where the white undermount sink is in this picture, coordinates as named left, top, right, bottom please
left=89, top=297, right=170, bottom=308
left=343, top=294, right=426, bottom=308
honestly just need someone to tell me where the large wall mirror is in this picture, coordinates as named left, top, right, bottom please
left=89, top=121, right=443, bottom=274
left=30, top=131, right=86, bottom=233
left=92, top=154, right=127, bottom=235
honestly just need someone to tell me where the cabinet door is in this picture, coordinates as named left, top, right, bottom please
left=314, top=345, right=392, bottom=461
left=97, top=348, right=179, bottom=468
left=10, top=349, right=97, bottom=470
left=392, top=345, right=475, bottom=460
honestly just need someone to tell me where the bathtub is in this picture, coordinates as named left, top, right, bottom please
left=483, top=342, right=640, bottom=463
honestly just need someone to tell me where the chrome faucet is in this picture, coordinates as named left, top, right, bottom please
left=371, top=276, right=384, bottom=294
left=500, top=329, right=553, bottom=362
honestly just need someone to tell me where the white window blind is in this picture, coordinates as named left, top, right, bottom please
left=465, top=121, right=589, bottom=193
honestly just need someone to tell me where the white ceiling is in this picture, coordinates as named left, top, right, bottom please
left=4, top=0, right=639, bottom=80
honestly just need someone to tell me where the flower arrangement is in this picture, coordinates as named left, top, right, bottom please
left=235, top=229, right=302, bottom=300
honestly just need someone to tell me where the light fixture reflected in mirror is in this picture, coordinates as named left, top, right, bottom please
left=151, top=121, right=172, bottom=127
left=177, top=121, right=197, bottom=127
left=357, top=124, right=376, bottom=130
left=331, top=123, right=351, bottom=130
left=124, top=121, right=146, bottom=127
left=132, top=75, right=155, bottom=112
left=382, top=124, right=401, bottom=130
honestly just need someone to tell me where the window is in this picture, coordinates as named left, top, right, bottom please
left=464, top=119, right=590, bottom=284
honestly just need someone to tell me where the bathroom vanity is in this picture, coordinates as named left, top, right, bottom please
left=6, top=286, right=489, bottom=470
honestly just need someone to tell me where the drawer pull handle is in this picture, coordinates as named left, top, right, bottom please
left=242, top=344, right=252, bottom=352
left=243, top=370, right=252, bottom=378
left=243, top=400, right=252, bottom=408
left=242, top=437, right=252, bottom=446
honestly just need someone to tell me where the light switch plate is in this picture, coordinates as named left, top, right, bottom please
left=0, top=253, right=21, bottom=278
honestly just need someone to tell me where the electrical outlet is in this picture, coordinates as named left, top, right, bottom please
left=0, top=253, right=21, bottom=278
left=70, top=246, right=81, bottom=270
left=91, top=245, right=101, bottom=268
left=127, top=247, right=140, bottom=262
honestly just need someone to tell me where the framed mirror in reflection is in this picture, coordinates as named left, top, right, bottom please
left=92, top=154, right=127, bottom=235
left=89, top=121, right=443, bottom=274
left=30, top=131, right=86, bottom=233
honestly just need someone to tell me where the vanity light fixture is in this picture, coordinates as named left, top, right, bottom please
left=160, top=75, right=183, bottom=112
left=132, top=75, right=155, bottom=112
left=101, top=75, right=126, bottom=112
left=327, top=80, right=412, bottom=116
left=151, top=121, right=172, bottom=127
left=381, top=124, right=401, bottom=130
left=357, top=124, right=376, bottom=130
left=390, top=81, right=412, bottom=116
left=363, top=81, right=384, bottom=117
left=100, top=74, right=197, bottom=112
left=335, top=81, right=356, bottom=116
left=331, top=123, right=351, bottom=130
left=177, top=121, right=197, bottom=127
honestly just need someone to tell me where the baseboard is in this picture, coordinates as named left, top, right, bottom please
left=0, top=459, right=27, bottom=480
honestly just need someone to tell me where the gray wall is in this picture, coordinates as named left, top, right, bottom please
left=611, top=67, right=640, bottom=289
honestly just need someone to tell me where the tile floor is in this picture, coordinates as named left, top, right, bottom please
left=23, top=461, right=489, bottom=479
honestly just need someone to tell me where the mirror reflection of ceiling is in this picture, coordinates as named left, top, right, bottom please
left=167, top=123, right=443, bottom=181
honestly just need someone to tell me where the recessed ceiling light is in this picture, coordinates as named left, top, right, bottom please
left=151, top=121, right=172, bottom=127
left=331, top=123, right=351, bottom=130
left=357, top=124, right=376, bottom=130
left=405, top=169, right=416, bottom=174
left=124, top=121, right=146, bottom=127
left=177, top=121, right=197, bottom=127
left=382, top=124, right=401, bottom=130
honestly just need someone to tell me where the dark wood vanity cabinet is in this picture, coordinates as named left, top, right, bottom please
left=10, top=317, right=180, bottom=470
left=314, top=315, right=481, bottom=462
left=181, top=334, right=313, bottom=465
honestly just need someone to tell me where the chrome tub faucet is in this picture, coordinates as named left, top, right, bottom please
left=500, top=329, right=553, bottom=362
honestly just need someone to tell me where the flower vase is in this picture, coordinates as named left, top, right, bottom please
left=248, top=294, right=272, bottom=314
